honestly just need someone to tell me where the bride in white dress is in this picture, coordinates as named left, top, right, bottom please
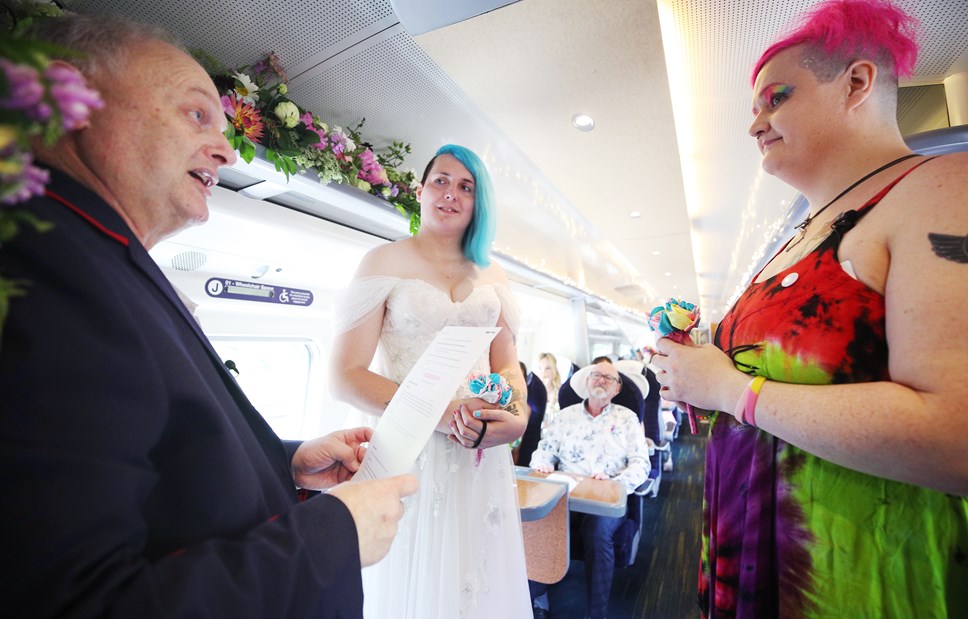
left=330, top=145, right=533, bottom=618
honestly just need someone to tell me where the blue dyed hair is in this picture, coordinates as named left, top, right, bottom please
left=421, top=144, right=496, bottom=267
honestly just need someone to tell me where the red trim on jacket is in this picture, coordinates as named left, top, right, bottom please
left=45, top=190, right=130, bottom=246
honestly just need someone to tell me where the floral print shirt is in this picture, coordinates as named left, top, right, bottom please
left=528, top=401, right=650, bottom=494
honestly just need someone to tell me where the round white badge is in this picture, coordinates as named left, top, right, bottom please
left=781, top=272, right=799, bottom=287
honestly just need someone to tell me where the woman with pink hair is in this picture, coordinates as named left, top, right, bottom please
left=652, top=1, right=968, bottom=617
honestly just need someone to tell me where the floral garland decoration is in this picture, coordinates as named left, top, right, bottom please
left=197, top=51, right=422, bottom=235
left=0, top=2, right=104, bottom=345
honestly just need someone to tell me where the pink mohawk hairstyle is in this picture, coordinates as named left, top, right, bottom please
left=751, top=0, right=919, bottom=86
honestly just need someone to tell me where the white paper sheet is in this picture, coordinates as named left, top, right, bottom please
left=355, top=326, right=500, bottom=480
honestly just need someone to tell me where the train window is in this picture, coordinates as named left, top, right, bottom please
left=210, top=338, right=316, bottom=439
left=512, top=283, right=580, bottom=369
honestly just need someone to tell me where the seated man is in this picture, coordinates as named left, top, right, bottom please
left=528, top=360, right=650, bottom=619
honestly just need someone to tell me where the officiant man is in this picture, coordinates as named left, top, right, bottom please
left=0, top=14, right=415, bottom=618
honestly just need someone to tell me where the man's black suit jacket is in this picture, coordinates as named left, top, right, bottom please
left=0, top=171, right=363, bottom=617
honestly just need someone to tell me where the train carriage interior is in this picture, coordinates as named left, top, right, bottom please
left=18, top=0, right=968, bottom=617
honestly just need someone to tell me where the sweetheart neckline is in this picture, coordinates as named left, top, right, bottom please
left=392, top=277, right=497, bottom=305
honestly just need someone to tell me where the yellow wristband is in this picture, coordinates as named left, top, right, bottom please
left=746, top=376, right=767, bottom=427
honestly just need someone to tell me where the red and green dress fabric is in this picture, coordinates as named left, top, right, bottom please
left=703, top=160, right=968, bottom=618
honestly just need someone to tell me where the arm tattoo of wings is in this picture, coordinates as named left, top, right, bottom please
left=928, top=232, right=968, bottom=264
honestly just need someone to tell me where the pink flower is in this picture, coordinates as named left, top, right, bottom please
left=300, top=111, right=328, bottom=150
left=358, top=148, right=389, bottom=186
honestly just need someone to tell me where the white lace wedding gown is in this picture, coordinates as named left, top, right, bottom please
left=336, top=276, right=532, bottom=619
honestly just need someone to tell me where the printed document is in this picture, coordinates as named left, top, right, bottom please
left=355, top=326, right=500, bottom=480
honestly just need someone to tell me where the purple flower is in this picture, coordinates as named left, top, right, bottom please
left=44, top=63, right=104, bottom=131
left=1, top=152, right=50, bottom=205
left=0, top=59, right=47, bottom=121
left=250, top=57, right=270, bottom=76
left=329, top=131, right=347, bottom=158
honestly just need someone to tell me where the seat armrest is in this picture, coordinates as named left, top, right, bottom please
left=633, top=479, right=655, bottom=496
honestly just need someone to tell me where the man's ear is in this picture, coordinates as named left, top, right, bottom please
left=844, top=59, right=877, bottom=111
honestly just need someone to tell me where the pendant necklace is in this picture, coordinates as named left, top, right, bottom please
left=784, top=153, right=920, bottom=253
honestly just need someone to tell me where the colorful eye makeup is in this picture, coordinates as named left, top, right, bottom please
left=754, top=83, right=794, bottom=114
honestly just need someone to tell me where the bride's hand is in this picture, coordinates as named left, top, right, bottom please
left=435, top=397, right=492, bottom=432
left=448, top=403, right=527, bottom=450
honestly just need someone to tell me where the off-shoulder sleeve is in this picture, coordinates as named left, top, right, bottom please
left=492, top=284, right=521, bottom=338
left=333, top=276, right=399, bottom=335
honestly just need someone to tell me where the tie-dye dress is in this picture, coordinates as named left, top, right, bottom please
left=703, top=161, right=968, bottom=618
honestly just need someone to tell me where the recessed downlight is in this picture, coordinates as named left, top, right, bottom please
left=629, top=210, right=641, bottom=218
left=571, top=113, right=595, bottom=131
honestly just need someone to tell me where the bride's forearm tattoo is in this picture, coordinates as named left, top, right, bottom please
left=504, top=368, right=525, bottom=416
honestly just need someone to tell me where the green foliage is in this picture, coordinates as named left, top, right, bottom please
left=210, top=54, right=421, bottom=230
left=0, top=208, right=54, bottom=244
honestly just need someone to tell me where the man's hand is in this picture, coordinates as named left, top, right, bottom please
left=292, top=427, right=372, bottom=490
left=327, top=475, right=418, bottom=566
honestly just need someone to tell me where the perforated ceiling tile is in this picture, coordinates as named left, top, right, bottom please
left=290, top=30, right=499, bottom=165
left=667, top=0, right=968, bottom=93
left=910, top=0, right=968, bottom=78
left=67, top=0, right=396, bottom=70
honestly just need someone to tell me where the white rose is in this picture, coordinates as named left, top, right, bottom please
left=274, top=101, right=300, bottom=128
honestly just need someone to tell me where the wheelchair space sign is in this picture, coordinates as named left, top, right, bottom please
left=205, top=278, right=313, bottom=306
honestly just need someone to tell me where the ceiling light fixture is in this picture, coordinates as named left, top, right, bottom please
left=571, top=113, right=595, bottom=132
left=629, top=210, right=641, bottom=218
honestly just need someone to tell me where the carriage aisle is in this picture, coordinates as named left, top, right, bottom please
left=547, top=419, right=708, bottom=619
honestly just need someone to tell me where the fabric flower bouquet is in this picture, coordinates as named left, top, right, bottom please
left=468, top=372, right=513, bottom=408
left=649, top=298, right=701, bottom=433
left=467, top=373, right=514, bottom=464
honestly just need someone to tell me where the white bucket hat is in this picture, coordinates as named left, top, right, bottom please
left=570, top=362, right=624, bottom=399
left=614, top=359, right=649, bottom=399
